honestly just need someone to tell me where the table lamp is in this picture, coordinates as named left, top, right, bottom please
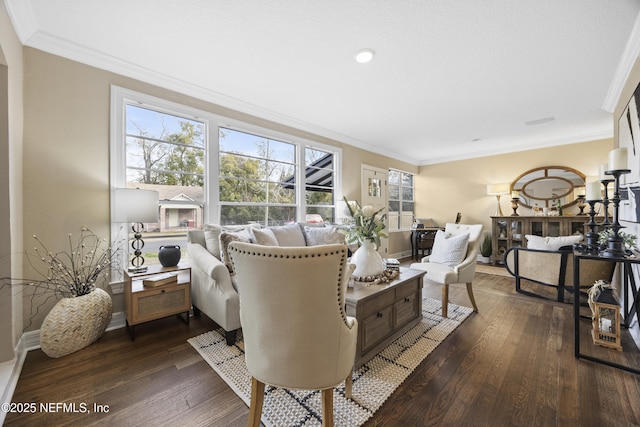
left=114, top=188, right=159, bottom=272
left=487, top=183, right=510, bottom=216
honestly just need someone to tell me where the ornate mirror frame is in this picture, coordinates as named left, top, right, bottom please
left=511, top=166, right=585, bottom=209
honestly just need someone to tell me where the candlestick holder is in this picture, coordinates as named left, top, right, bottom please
left=585, top=200, right=600, bottom=251
left=576, top=195, right=587, bottom=215
left=600, top=178, right=613, bottom=227
left=511, top=197, right=520, bottom=216
left=600, top=169, right=630, bottom=258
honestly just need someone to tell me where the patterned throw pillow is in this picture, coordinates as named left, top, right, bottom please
left=219, top=230, right=253, bottom=274
left=429, top=230, right=470, bottom=267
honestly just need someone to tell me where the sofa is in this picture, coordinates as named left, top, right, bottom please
left=187, top=222, right=346, bottom=344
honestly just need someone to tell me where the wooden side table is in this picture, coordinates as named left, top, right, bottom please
left=124, top=263, right=191, bottom=341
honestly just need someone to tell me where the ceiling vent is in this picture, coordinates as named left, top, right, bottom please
left=524, top=116, right=555, bottom=126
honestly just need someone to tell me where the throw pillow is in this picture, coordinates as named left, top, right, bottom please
left=304, top=226, right=345, bottom=246
left=429, top=230, right=470, bottom=267
left=253, top=228, right=279, bottom=246
left=269, top=223, right=307, bottom=246
left=219, top=230, right=253, bottom=274
left=203, top=224, right=222, bottom=258
left=525, top=234, right=583, bottom=251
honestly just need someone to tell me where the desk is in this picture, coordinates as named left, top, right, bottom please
left=410, top=228, right=442, bottom=260
left=573, top=251, right=640, bottom=374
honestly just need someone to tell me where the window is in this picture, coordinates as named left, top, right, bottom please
left=388, top=170, right=414, bottom=231
left=111, top=89, right=211, bottom=267
left=218, top=128, right=338, bottom=225
left=112, top=87, right=342, bottom=264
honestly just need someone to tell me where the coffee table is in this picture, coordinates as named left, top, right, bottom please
left=345, top=267, right=426, bottom=368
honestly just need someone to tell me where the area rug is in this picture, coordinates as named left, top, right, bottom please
left=188, top=298, right=472, bottom=427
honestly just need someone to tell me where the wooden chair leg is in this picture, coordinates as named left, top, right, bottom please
left=466, top=282, right=478, bottom=312
left=248, top=377, right=265, bottom=427
left=442, top=284, right=449, bottom=318
left=345, top=371, right=353, bottom=399
left=322, top=388, right=334, bottom=427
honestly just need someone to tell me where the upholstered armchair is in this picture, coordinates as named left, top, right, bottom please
left=227, top=242, right=357, bottom=427
left=410, top=223, right=483, bottom=317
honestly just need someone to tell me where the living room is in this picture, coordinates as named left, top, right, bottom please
left=2, top=1, right=640, bottom=426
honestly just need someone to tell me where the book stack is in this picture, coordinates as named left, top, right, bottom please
left=384, top=258, right=400, bottom=272
left=142, top=272, right=179, bottom=287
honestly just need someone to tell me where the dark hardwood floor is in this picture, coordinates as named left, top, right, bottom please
left=6, top=261, right=640, bottom=426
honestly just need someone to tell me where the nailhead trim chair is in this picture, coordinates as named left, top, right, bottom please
left=228, top=242, right=358, bottom=427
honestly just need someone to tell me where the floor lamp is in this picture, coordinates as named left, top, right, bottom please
left=487, top=183, right=510, bottom=216
left=114, top=188, right=159, bottom=272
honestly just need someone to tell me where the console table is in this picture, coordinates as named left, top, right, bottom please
left=573, top=251, right=640, bottom=374
left=491, top=216, right=606, bottom=265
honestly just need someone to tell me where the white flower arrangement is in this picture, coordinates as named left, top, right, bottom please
left=341, top=197, right=388, bottom=247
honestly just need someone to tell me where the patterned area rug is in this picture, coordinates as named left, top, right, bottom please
left=188, top=298, right=472, bottom=427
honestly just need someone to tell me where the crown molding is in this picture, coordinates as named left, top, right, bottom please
left=603, top=12, right=640, bottom=113
left=22, top=30, right=420, bottom=166
left=419, top=129, right=613, bottom=166
left=3, top=0, right=37, bottom=44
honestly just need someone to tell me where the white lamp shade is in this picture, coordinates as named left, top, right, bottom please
left=113, top=188, right=159, bottom=223
left=486, top=183, right=510, bottom=195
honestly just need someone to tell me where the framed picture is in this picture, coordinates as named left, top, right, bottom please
left=618, top=81, right=640, bottom=186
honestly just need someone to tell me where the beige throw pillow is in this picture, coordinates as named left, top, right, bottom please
left=525, top=234, right=582, bottom=251
left=269, top=223, right=307, bottom=246
left=203, top=224, right=222, bottom=258
left=304, top=226, right=345, bottom=246
left=253, top=228, right=279, bottom=246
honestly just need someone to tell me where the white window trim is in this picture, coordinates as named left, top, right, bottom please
left=110, top=86, right=343, bottom=286
left=389, top=168, right=415, bottom=233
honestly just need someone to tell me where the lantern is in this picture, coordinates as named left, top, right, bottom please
left=588, top=281, right=622, bottom=351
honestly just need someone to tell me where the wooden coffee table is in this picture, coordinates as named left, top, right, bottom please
left=345, top=267, right=426, bottom=368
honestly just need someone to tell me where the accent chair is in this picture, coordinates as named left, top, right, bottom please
left=410, top=223, right=483, bottom=317
left=227, top=242, right=358, bottom=427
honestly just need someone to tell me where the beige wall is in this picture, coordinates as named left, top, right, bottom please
left=13, top=44, right=630, bottom=332
left=0, top=1, right=24, bottom=362
left=416, top=139, right=614, bottom=234
left=21, top=48, right=418, bottom=329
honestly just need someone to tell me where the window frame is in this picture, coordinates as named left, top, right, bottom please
left=388, top=168, right=415, bottom=232
left=110, top=86, right=343, bottom=274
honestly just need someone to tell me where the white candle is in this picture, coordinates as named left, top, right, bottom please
left=511, top=190, right=519, bottom=199
left=599, top=163, right=608, bottom=180
left=585, top=181, right=601, bottom=201
left=608, top=147, right=628, bottom=171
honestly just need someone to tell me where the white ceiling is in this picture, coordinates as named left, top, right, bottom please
left=6, top=0, right=640, bottom=165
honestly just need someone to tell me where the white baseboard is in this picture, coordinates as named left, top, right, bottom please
left=0, top=336, right=28, bottom=425
left=0, top=311, right=126, bottom=421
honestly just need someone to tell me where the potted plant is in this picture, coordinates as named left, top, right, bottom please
left=478, top=232, right=492, bottom=264
left=341, top=197, right=388, bottom=280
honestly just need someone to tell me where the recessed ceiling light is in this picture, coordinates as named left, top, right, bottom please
left=354, top=48, right=375, bottom=63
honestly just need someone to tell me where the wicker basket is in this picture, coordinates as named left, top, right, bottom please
left=40, top=288, right=113, bottom=358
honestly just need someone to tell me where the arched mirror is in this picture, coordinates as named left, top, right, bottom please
left=511, top=166, right=585, bottom=209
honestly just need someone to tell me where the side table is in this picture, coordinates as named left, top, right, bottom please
left=573, top=251, right=640, bottom=374
left=124, top=263, right=191, bottom=341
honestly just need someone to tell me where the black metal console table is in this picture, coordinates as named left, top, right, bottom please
left=573, top=250, right=640, bottom=374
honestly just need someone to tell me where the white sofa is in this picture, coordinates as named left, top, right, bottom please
left=187, top=222, right=345, bottom=344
